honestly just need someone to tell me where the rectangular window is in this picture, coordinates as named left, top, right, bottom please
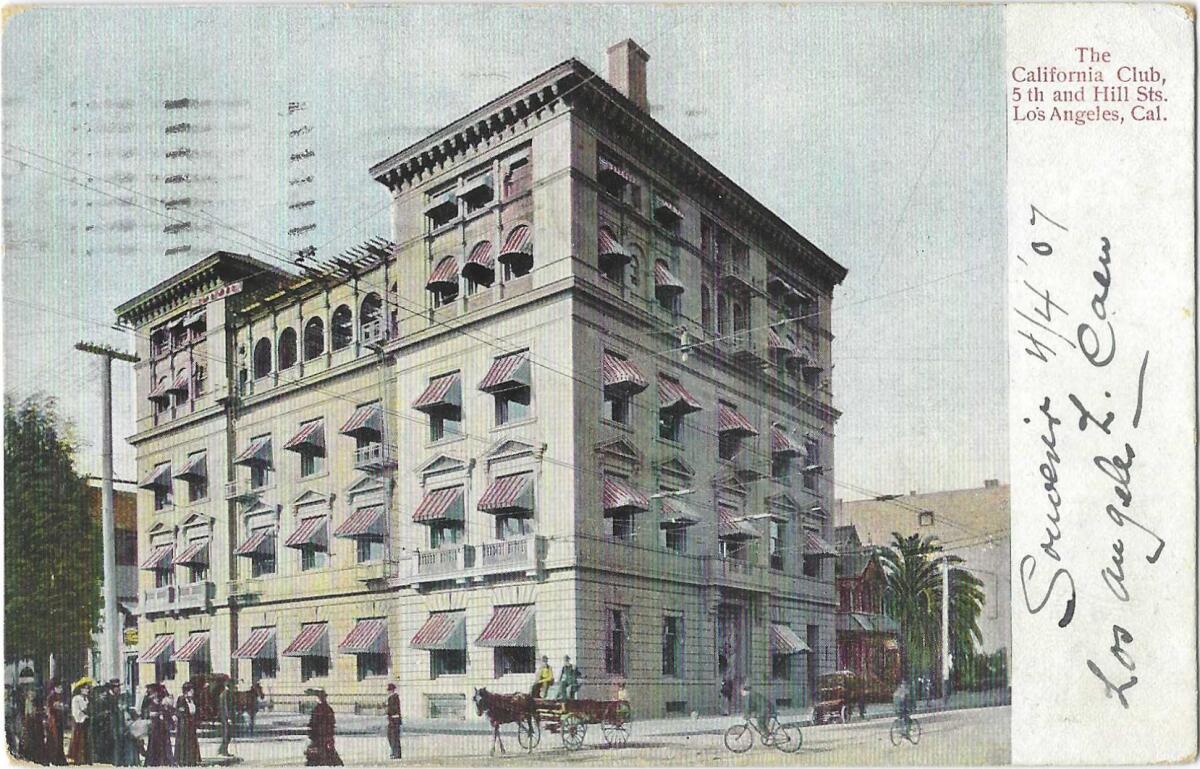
left=772, top=455, right=791, bottom=480
left=496, top=515, right=533, bottom=541
left=357, top=537, right=384, bottom=563
left=188, top=477, right=208, bottom=503
left=605, top=608, right=626, bottom=675
left=189, top=565, right=208, bottom=584
left=609, top=512, right=635, bottom=542
left=357, top=653, right=389, bottom=681
left=431, top=523, right=463, bottom=549
left=495, top=386, right=531, bottom=425
left=251, top=540, right=276, bottom=576
left=720, top=539, right=749, bottom=561
left=300, top=452, right=324, bottom=478
left=718, top=434, right=742, bottom=461
left=154, top=569, right=173, bottom=589
left=155, top=660, right=176, bottom=682
left=430, top=410, right=462, bottom=442
left=803, top=555, right=820, bottom=578
left=494, top=647, right=535, bottom=677
left=770, top=521, right=784, bottom=571
left=662, top=526, right=687, bottom=554
left=250, top=463, right=270, bottom=490
left=662, top=616, right=682, bottom=678
left=251, top=657, right=277, bottom=681
left=189, top=657, right=211, bottom=677
left=771, top=653, right=791, bottom=681
left=919, top=510, right=935, bottom=526
left=116, top=530, right=138, bottom=566
left=431, top=649, right=466, bottom=678
left=603, top=393, right=630, bottom=424
left=301, top=656, right=329, bottom=681
left=659, top=411, right=682, bottom=442
left=301, top=546, right=328, bottom=572
left=502, top=156, right=530, bottom=199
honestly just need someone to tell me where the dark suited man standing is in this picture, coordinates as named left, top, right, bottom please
left=385, top=684, right=402, bottom=759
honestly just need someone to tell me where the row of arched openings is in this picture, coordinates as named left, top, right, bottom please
left=251, top=292, right=386, bottom=379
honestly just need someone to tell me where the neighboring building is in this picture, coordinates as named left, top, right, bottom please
left=834, top=481, right=1011, bottom=657
left=832, top=525, right=899, bottom=693
left=117, top=40, right=848, bottom=718
left=84, top=480, right=142, bottom=689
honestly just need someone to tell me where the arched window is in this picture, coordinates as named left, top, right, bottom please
left=277, top=327, right=297, bottom=370
left=498, top=224, right=533, bottom=279
left=427, top=256, right=460, bottom=308
left=360, top=293, right=383, bottom=342
left=331, top=305, right=352, bottom=351
left=303, top=317, right=325, bottom=360
left=253, top=338, right=272, bottom=379
left=626, top=245, right=643, bottom=289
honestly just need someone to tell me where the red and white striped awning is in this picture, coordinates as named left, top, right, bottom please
left=770, top=624, right=810, bottom=655
left=334, top=505, right=386, bottom=538
left=148, top=377, right=171, bottom=402
left=602, top=476, right=649, bottom=514
left=234, top=529, right=274, bottom=558
left=137, top=635, right=175, bottom=664
left=717, top=403, right=758, bottom=437
left=233, top=627, right=277, bottom=660
left=653, top=261, right=685, bottom=297
left=139, top=463, right=172, bottom=489
left=498, top=225, right=532, bottom=262
left=653, top=197, right=683, bottom=223
left=285, top=517, right=328, bottom=550
left=170, top=632, right=210, bottom=662
left=339, top=618, right=389, bottom=655
left=805, top=531, right=838, bottom=557
left=283, top=623, right=329, bottom=657
left=412, top=486, right=464, bottom=524
left=167, top=368, right=191, bottom=394
left=660, top=498, right=702, bottom=528
left=427, top=256, right=459, bottom=291
left=598, top=228, right=631, bottom=266
left=283, top=420, right=325, bottom=454
left=766, top=327, right=789, bottom=357
left=601, top=352, right=648, bottom=396
left=174, top=453, right=207, bottom=481
left=140, top=543, right=174, bottom=571
left=598, top=156, right=635, bottom=184
left=464, top=240, right=494, bottom=273
left=174, top=539, right=210, bottom=567
left=477, top=474, right=534, bottom=515
left=412, top=373, right=462, bottom=413
left=478, top=351, right=530, bottom=393
left=771, top=426, right=804, bottom=457
left=340, top=402, right=383, bottom=440
left=234, top=435, right=272, bottom=467
left=475, top=605, right=535, bottom=648
left=718, top=508, right=760, bottom=540
left=410, top=612, right=466, bottom=651
left=659, top=376, right=702, bottom=415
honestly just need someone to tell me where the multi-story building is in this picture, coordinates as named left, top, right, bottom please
left=117, top=39, right=847, bottom=719
left=831, top=525, right=899, bottom=695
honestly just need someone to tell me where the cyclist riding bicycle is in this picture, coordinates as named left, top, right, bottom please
left=893, top=680, right=913, bottom=729
left=741, top=684, right=773, bottom=736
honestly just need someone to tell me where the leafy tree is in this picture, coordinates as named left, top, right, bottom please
left=878, top=532, right=984, bottom=694
left=4, top=395, right=101, bottom=682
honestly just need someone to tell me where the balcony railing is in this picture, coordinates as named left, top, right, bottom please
left=720, top=333, right=767, bottom=366
left=719, top=259, right=760, bottom=292
left=703, top=556, right=771, bottom=593
left=360, top=319, right=390, bottom=347
left=176, top=581, right=213, bottom=611
left=414, top=545, right=475, bottom=581
left=478, top=535, right=540, bottom=576
left=408, top=536, right=543, bottom=586
left=224, top=481, right=259, bottom=501
left=142, top=586, right=175, bottom=615
left=354, top=442, right=397, bottom=473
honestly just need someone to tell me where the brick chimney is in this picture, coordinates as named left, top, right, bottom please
left=606, top=39, right=650, bottom=111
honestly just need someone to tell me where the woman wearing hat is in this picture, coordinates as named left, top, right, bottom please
left=144, top=683, right=175, bottom=767
left=23, top=692, right=49, bottom=764
left=45, top=679, right=68, bottom=765
left=67, top=679, right=93, bottom=765
left=304, top=689, right=342, bottom=766
left=174, top=682, right=201, bottom=766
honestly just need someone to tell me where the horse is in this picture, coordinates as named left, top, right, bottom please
left=234, top=682, right=266, bottom=735
left=473, top=688, right=536, bottom=755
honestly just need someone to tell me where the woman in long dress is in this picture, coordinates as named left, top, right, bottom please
left=173, top=683, right=201, bottom=766
left=66, top=682, right=91, bottom=765
left=145, top=685, right=175, bottom=766
left=45, top=680, right=68, bottom=765
left=304, top=689, right=342, bottom=766
left=23, top=693, right=48, bottom=764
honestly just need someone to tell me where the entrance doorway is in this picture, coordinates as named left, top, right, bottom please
left=717, top=603, right=749, bottom=713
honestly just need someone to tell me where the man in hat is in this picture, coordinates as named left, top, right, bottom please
left=555, top=655, right=582, bottom=700
left=385, top=684, right=402, bottom=759
left=304, top=689, right=341, bottom=766
left=531, top=656, right=554, bottom=699
left=214, top=675, right=236, bottom=757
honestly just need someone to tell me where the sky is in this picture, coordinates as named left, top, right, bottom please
left=1, top=4, right=1007, bottom=499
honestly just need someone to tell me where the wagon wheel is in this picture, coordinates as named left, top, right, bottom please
left=560, top=714, right=587, bottom=750
left=602, top=720, right=630, bottom=747
left=518, top=719, right=541, bottom=751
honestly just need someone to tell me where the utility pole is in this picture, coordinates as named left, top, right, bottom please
left=941, top=556, right=951, bottom=703
left=76, top=341, right=140, bottom=684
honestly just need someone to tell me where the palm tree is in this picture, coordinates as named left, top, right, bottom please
left=877, top=533, right=985, bottom=696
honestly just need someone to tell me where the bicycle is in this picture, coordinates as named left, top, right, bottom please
left=889, top=714, right=921, bottom=746
left=723, top=712, right=803, bottom=753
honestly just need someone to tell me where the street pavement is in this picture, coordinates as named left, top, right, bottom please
left=200, top=705, right=1009, bottom=766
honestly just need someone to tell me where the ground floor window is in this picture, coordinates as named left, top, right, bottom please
left=494, top=646, right=535, bottom=677
left=155, top=661, right=176, bottom=682
left=252, top=657, right=277, bottom=681
left=189, top=658, right=210, bottom=677
left=301, top=655, right=330, bottom=681
left=605, top=607, right=626, bottom=675
left=357, top=653, right=389, bottom=680
left=662, top=616, right=683, bottom=677
left=431, top=649, right=466, bottom=678
left=772, top=653, right=791, bottom=681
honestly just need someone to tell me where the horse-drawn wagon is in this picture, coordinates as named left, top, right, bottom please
left=473, top=688, right=632, bottom=753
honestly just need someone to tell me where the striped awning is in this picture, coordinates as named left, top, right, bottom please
left=334, top=505, right=386, bottom=538
left=477, top=474, right=533, bottom=515
left=139, top=463, right=172, bottom=489
left=653, top=261, right=685, bottom=297
left=478, top=351, right=530, bottom=393
left=234, top=529, right=274, bottom=558
left=717, top=403, right=758, bottom=437
left=283, top=623, right=329, bottom=657
left=424, top=190, right=457, bottom=218
left=660, top=498, right=702, bottom=528
left=148, top=377, right=171, bottom=402
left=718, top=508, right=760, bottom=540
left=410, top=612, right=466, bottom=651
left=184, top=309, right=206, bottom=327
left=598, top=228, right=631, bottom=266
left=475, top=605, right=535, bottom=648
left=602, top=476, right=649, bottom=514
left=283, top=420, right=325, bottom=454
left=460, top=174, right=493, bottom=201
left=498, top=225, right=532, bottom=262
left=806, top=531, right=838, bottom=557
left=427, top=256, right=459, bottom=291
left=140, top=543, right=174, bottom=571
left=769, top=624, right=810, bottom=655
left=233, top=628, right=277, bottom=660
left=137, top=635, right=175, bottom=664
left=771, top=426, right=804, bottom=457
left=170, top=632, right=210, bottom=662
left=174, top=539, right=209, bottom=566
left=285, top=517, right=328, bottom=550
left=412, top=487, right=464, bottom=523
left=234, top=436, right=272, bottom=467
left=598, top=156, right=634, bottom=184
left=340, top=402, right=383, bottom=440
left=766, top=327, right=789, bottom=357
left=464, top=240, right=495, bottom=276
left=412, top=373, right=462, bottom=413
left=174, top=453, right=207, bottom=481
left=167, top=368, right=191, bottom=394
left=602, top=352, right=648, bottom=396
left=653, top=197, right=683, bottom=223
left=339, top=618, right=389, bottom=655
left=659, top=376, right=702, bottom=415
